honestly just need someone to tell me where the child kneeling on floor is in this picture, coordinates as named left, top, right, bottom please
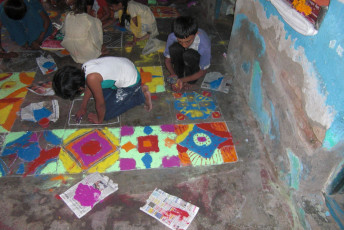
left=164, top=16, right=211, bottom=91
left=52, top=56, right=152, bottom=124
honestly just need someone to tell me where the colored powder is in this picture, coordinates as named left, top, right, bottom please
left=119, top=158, right=136, bottom=170
left=33, top=107, right=52, bottom=121
left=74, top=183, right=101, bottom=207
left=197, top=136, right=207, bottom=142
left=144, top=126, right=153, bottom=135
left=141, top=153, right=152, bottom=168
left=162, top=156, right=180, bottom=168
left=38, top=117, right=50, bottom=128
left=161, top=124, right=175, bottom=132
left=121, top=126, right=134, bottom=136
left=163, top=207, right=189, bottom=221
left=81, top=140, right=101, bottom=155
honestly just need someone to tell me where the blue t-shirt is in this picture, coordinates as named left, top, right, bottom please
left=164, top=28, right=211, bottom=70
left=0, top=0, right=52, bottom=46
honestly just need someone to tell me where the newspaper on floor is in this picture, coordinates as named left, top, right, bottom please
left=36, top=55, right=58, bottom=75
left=60, top=172, right=118, bottom=218
left=140, top=188, right=199, bottom=230
left=201, top=72, right=231, bottom=93
left=27, top=81, right=55, bottom=96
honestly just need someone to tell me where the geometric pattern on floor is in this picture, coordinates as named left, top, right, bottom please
left=150, top=6, right=180, bottom=18
left=0, top=122, right=237, bottom=177
left=0, top=72, right=35, bottom=132
left=174, top=91, right=217, bottom=120
left=173, top=91, right=223, bottom=122
left=137, top=66, right=165, bottom=93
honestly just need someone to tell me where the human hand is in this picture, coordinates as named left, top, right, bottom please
left=166, top=74, right=178, bottom=85
left=75, top=108, right=86, bottom=122
left=87, top=113, right=101, bottom=124
left=171, top=79, right=183, bottom=92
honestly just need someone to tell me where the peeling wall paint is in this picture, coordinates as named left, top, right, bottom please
left=249, top=61, right=271, bottom=135
left=287, top=149, right=303, bottom=190
left=256, top=0, right=344, bottom=148
left=228, top=0, right=344, bottom=225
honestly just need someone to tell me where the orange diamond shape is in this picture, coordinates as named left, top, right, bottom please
left=122, top=141, right=136, bottom=152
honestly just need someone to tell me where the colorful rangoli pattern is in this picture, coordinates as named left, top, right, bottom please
left=137, top=66, right=165, bottom=93
left=0, top=130, right=63, bottom=177
left=150, top=6, right=180, bottom=18
left=0, top=123, right=237, bottom=177
left=174, top=91, right=217, bottom=120
left=58, top=128, right=120, bottom=174
left=0, top=72, right=35, bottom=132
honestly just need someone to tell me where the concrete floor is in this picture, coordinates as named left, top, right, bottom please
left=0, top=1, right=339, bottom=230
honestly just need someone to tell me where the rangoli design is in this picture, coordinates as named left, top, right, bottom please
left=0, top=72, right=35, bottom=132
left=174, top=91, right=217, bottom=120
left=0, top=130, right=63, bottom=177
left=150, top=6, right=180, bottom=18
left=137, top=66, right=165, bottom=93
left=58, top=128, right=120, bottom=174
left=0, top=123, right=237, bottom=177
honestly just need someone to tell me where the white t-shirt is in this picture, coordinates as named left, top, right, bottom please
left=82, top=56, right=138, bottom=88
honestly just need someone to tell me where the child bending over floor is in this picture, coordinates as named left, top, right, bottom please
left=52, top=56, right=152, bottom=124
left=106, top=0, right=158, bottom=47
left=0, top=0, right=53, bottom=58
left=164, top=16, right=211, bottom=91
left=61, top=0, right=105, bottom=63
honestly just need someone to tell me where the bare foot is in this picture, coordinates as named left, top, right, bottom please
left=142, top=85, right=152, bottom=111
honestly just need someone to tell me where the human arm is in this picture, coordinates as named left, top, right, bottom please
left=31, top=10, right=52, bottom=49
left=85, top=73, right=106, bottom=124
left=125, top=16, right=141, bottom=46
left=174, top=69, right=207, bottom=91
left=99, top=4, right=111, bottom=23
left=75, top=85, right=92, bottom=120
left=164, top=57, right=177, bottom=77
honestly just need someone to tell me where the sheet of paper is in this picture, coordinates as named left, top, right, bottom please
left=60, top=172, right=118, bottom=218
left=201, top=72, right=231, bottom=94
left=140, top=188, right=199, bottom=230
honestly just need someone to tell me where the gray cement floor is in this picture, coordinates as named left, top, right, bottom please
left=0, top=1, right=340, bottom=230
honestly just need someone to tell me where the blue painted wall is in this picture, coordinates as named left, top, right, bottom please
left=259, top=0, right=344, bottom=149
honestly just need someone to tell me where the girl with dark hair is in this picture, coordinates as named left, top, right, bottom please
left=53, top=56, right=152, bottom=124
left=106, top=0, right=158, bottom=47
left=61, top=0, right=105, bottom=64
left=0, top=0, right=53, bottom=58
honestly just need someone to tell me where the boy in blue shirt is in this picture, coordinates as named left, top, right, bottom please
left=164, top=16, right=211, bottom=91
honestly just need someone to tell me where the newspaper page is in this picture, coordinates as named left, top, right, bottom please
left=27, top=81, right=55, bottom=96
left=60, top=172, right=118, bottom=218
left=140, top=188, right=199, bottom=230
left=201, top=72, right=231, bottom=94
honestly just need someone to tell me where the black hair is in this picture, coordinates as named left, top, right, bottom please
left=173, top=16, right=198, bottom=39
left=106, top=0, right=130, bottom=27
left=74, top=0, right=90, bottom=14
left=4, top=0, right=27, bottom=20
left=52, top=66, right=85, bottom=100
